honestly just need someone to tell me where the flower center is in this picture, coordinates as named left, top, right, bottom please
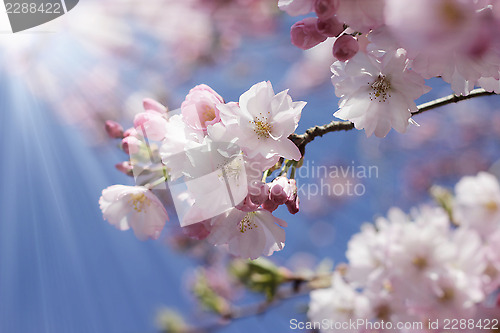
left=440, top=0, right=464, bottom=27
left=412, top=256, right=428, bottom=270
left=217, top=157, right=243, bottom=186
left=439, top=287, right=455, bottom=303
left=369, top=75, right=392, bottom=102
left=199, top=104, right=216, bottom=124
left=239, top=212, right=259, bottom=233
left=129, top=193, right=151, bottom=213
left=484, top=200, right=499, bottom=212
left=251, top=115, right=273, bottom=139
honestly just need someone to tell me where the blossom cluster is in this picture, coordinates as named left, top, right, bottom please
left=280, top=0, right=500, bottom=137
left=100, top=82, right=305, bottom=259
left=309, top=171, right=500, bottom=332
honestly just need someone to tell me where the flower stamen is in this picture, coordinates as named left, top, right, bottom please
left=239, top=212, right=259, bottom=233
left=129, top=193, right=151, bottom=213
left=250, top=113, right=273, bottom=139
left=369, top=75, right=392, bottom=102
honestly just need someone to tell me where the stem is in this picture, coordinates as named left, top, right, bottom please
left=289, top=89, right=497, bottom=156
left=167, top=273, right=332, bottom=333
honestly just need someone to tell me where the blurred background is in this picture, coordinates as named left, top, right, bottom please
left=1, top=0, right=500, bottom=332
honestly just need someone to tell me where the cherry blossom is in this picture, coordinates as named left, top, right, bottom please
left=308, top=272, right=371, bottom=333
left=207, top=208, right=287, bottom=259
left=331, top=49, right=430, bottom=137
left=181, top=84, right=224, bottom=132
left=217, top=81, right=306, bottom=161
left=335, top=0, right=385, bottom=33
left=453, top=172, right=500, bottom=237
left=332, top=35, right=359, bottom=62
left=99, top=185, right=168, bottom=240
left=290, top=18, right=328, bottom=50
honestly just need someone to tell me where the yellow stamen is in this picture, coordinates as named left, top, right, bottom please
left=250, top=112, right=273, bottom=139
left=239, top=212, right=259, bottom=233
left=369, top=75, right=392, bottom=102
left=129, top=193, right=151, bottom=213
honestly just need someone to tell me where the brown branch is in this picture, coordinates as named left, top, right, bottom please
left=165, top=274, right=332, bottom=333
left=289, top=88, right=497, bottom=156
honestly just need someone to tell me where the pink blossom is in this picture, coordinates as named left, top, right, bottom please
left=278, top=0, right=314, bottom=16
left=182, top=220, right=212, bottom=240
left=453, top=172, right=500, bottom=237
left=143, top=98, right=167, bottom=113
left=181, top=84, right=224, bottom=131
left=316, top=16, right=344, bottom=37
left=115, top=161, right=133, bottom=176
left=207, top=209, right=287, bottom=259
left=335, top=0, right=385, bottom=33
left=308, top=272, right=371, bottom=332
left=314, top=0, right=338, bottom=20
left=217, top=81, right=305, bottom=161
left=285, top=179, right=300, bottom=214
left=105, top=120, right=124, bottom=138
left=332, top=35, right=359, bottom=62
left=122, top=135, right=142, bottom=155
left=331, top=49, right=430, bottom=137
left=291, top=17, right=327, bottom=50
left=133, top=111, right=169, bottom=142
left=99, top=185, right=169, bottom=240
left=384, top=0, right=478, bottom=57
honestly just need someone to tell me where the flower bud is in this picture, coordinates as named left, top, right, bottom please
left=270, top=184, right=288, bottom=204
left=122, top=136, right=141, bottom=155
left=115, top=161, right=134, bottom=176
left=317, top=16, right=344, bottom=37
left=314, top=0, right=338, bottom=20
left=143, top=98, right=167, bottom=113
left=291, top=17, right=327, bottom=50
left=285, top=179, right=299, bottom=214
left=123, top=127, right=135, bottom=138
left=249, top=182, right=270, bottom=205
left=333, top=35, right=359, bottom=62
left=262, top=199, right=279, bottom=212
left=105, top=120, right=124, bottom=139
left=236, top=195, right=260, bottom=212
left=183, top=220, right=211, bottom=240
left=286, top=197, right=300, bottom=214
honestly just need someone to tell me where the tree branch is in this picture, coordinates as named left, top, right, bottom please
left=289, top=88, right=497, bottom=156
left=163, top=273, right=332, bottom=333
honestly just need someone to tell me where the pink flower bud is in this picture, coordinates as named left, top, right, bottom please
left=105, top=120, right=124, bottom=139
left=122, top=136, right=141, bottom=155
left=115, top=161, right=134, bottom=176
left=291, top=17, right=327, bottom=50
left=123, top=127, right=135, bottom=138
left=248, top=181, right=270, bottom=205
left=314, top=0, right=338, bottom=20
left=133, top=112, right=168, bottom=141
left=270, top=184, right=288, bottom=204
left=183, top=220, right=211, bottom=240
left=181, top=84, right=223, bottom=131
left=332, top=35, right=359, bottom=62
left=286, top=197, right=300, bottom=214
left=285, top=179, right=299, bottom=214
left=236, top=195, right=260, bottom=212
left=143, top=98, right=167, bottom=113
left=262, top=199, right=279, bottom=212
left=317, top=16, right=344, bottom=37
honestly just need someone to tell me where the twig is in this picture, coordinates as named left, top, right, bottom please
left=166, top=274, right=332, bottom=333
left=289, top=89, right=497, bottom=156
